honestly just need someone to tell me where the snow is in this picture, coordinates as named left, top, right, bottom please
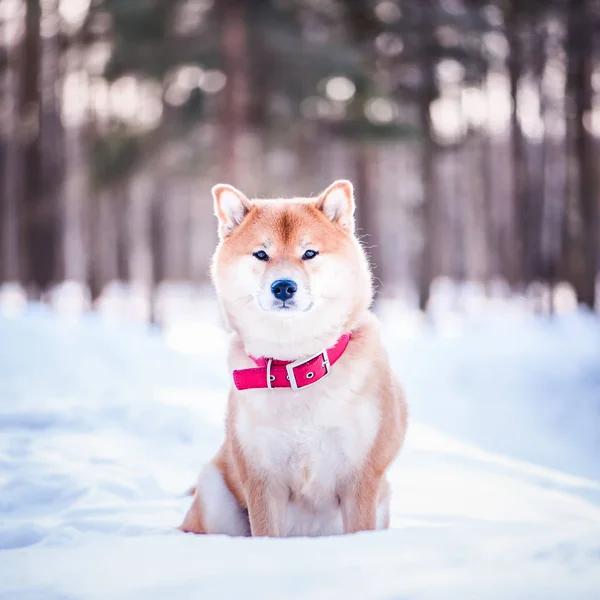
left=1, top=292, right=600, bottom=599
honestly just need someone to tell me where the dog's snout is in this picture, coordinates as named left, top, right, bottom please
left=271, top=279, right=297, bottom=301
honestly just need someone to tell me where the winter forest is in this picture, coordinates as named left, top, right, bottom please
left=2, top=2, right=600, bottom=598
left=1, top=0, right=599, bottom=316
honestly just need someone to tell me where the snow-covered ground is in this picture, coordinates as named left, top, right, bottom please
left=1, top=289, right=600, bottom=599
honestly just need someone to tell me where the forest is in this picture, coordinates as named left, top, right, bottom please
left=1, top=0, right=599, bottom=314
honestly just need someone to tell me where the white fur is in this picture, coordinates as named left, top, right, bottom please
left=285, top=503, right=344, bottom=537
left=233, top=337, right=381, bottom=536
left=214, top=201, right=369, bottom=361
left=284, top=495, right=388, bottom=537
left=376, top=485, right=390, bottom=530
left=197, top=464, right=250, bottom=536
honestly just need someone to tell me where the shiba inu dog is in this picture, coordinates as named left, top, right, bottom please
left=180, top=180, right=407, bottom=537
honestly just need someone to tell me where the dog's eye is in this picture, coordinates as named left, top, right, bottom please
left=253, top=250, right=269, bottom=261
left=302, top=249, right=319, bottom=260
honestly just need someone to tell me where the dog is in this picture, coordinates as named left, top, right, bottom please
left=180, top=179, right=407, bottom=537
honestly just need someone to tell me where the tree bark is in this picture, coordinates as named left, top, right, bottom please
left=35, top=0, right=63, bottom=289
left=88, top=190, right=119, bottom=302
left=527, top=19, right=548, bottom=284
left=1, top=0, right=25, bottom=283
left=507, top=5, right=527, bottom=287
left=539, top=19, right=565, bottom=288
left=417, top=2, right=437, bottom=312
left=61, top=49, right=89, bottom=283
left=565, top=0, right=598, bottom=309
left=353, top=143, right=382, bottom=292
left=219, top=0, right=249, bottom=185
left=127, top=169, right=154, bottom=320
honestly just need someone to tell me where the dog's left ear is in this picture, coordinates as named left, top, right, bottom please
left=315, top=180, right=355, bottom=233
left=212, top=184, right=252, bottom=239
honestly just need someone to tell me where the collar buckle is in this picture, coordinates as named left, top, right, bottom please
left=266, top=358, right=274, bottom=389
left=285, top=349, right=331, bottom=391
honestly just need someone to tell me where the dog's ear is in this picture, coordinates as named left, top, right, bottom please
left=212, top=184, right=252, bottom=239
left=315, top=180, right=355, bottom=233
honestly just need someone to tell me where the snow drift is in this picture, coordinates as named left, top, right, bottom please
left=1, top=300, right=599, bottom=599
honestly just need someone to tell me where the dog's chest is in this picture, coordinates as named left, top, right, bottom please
left=235, top=386, right=379, bottom=498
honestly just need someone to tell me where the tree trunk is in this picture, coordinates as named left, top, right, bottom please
left=1, top=0, right=25, bottom=283
left=36, top=0, right=63, bottom=289
left=61, top=49, right=89, bottom=284
left=189, top=176, right=215, bottom=284
left=467, top=136, right=489, bottom=284
left=539, top=19, right=565, bottom=287
left=219, top=0, right=249, bottom=185
left=151, top=182, right=166, bottom=285
left=566, top=0, right=598, bottom=309
left=507, top=7, right=527, bottom=288
left=127, top=169, right=154, bottom=320
left=115, top=183, right=129, bottom=282
left=527, top=19, right=548, bottom=284
left=353, top=143, right=382, bottom=291
left=418, top=98, right=437, bottom=312
left=88, top=190, right=119, bottom=302
left=482, top=72, right=497, bottom=283
left=345, top=71, right=384, bottom=300
left=20, top=0, right=44, bottom=290
left=417, top=2, right=437, bottom=312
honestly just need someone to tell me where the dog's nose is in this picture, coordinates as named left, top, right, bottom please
left=271, top=279, right=297, bottom=301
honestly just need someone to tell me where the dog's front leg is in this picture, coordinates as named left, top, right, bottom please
left=246, top=477, right=288, bottom=537
left=340, top=474, right=379, bottom=534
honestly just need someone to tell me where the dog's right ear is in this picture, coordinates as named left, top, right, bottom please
left=212, top=184, right=252, bottom=239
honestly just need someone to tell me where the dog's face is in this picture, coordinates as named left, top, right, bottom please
left=211, top=181, right=373, bottom=358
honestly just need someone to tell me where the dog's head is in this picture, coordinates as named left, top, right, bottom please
left=211, top=180, right=373, bottom=358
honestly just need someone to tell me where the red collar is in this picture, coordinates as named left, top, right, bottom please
left=232, top=333, right=352, bottom=391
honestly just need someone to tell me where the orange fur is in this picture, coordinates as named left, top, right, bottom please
left=179, top=490, right=205, bottom=534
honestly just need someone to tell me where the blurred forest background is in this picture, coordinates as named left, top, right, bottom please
left=1, top=0, right=599, bottom=320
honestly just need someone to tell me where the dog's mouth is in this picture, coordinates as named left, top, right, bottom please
left=259, top=298, right=314, bottom=313
left=272, top=300, right=312, bottom=312
left=276, top=302, right=293, bottom=310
